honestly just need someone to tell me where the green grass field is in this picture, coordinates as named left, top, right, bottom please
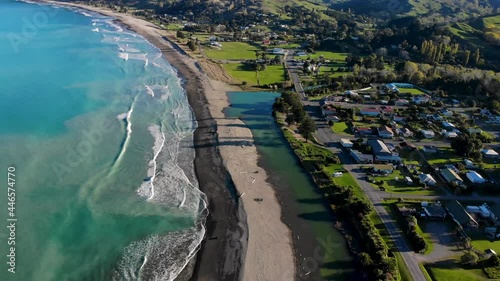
left=425, top=148, right=462, bottom=165
left=370, top=169, right=441, bottom=196
left=468, top=231, right=500, bottom=255
left=222, top=63, right=285, bottom=86
left=307, top=51, right=350, bottom=61
left=331, top=122, right=351, bottom=134
left=203, top=42, right=260, bottom=60
left=398, top=88, right=427, bottom=95
left=324, top=164, right=362, bottom=190
left=425, top=261, right=487, bottom=281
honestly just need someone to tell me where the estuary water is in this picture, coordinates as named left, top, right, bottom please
left=0, top=1, right=206, bottom=280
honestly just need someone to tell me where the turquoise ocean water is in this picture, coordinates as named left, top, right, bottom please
left=0, top=1, right=206, bottom=280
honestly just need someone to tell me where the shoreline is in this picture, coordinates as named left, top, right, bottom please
left=38, top=1, right=296, bottom=281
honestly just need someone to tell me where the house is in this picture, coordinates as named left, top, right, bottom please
left=420, top=129, right=435, bottom=139
left=355, top=127, right=375, bottom=136
left=340, top=139, right=353, bottom=148
left=397, top=128, right=414, bottom=138
left=442, top=121, right=456, bottom=129
left=381, top=106, right=394, bottom=115
left=269, top=48, right=286, bottom=55
left=326, top=115, right=340, bottom=122
left=368, top=139, right=402, bottom=163
left=423, top=146, right=438, bottom=154
left=359, top=108, right=380, bottom=117
left=467, top=127, right=483, bottom=134
left=349, top=149, right=373, bottom=164
left=413, top=95, right=430, bottom=104
left=482, top=149, right=499, bottom=158
left=485, top=249, right=497, bottom=258
left=466, top=171, right=487, bottom=184
left=446, top=200, right=479, bottom=229
left=443, top=131, right=458, bottom=139
left=400, top=141, right=417, bottom=150
left=393, top=116, right=405, bottom=123
left=405, top=176, right=414, bottom=185
left=321, top=104, right=336, bottom=117
left=464, top=159, right=476, bottom=168
left=395, top=99, right=409, bottom=106
left=419, top=173, right=437, bottom=186
left=440, top=168, right=464, bottom=185
left=422, top=205, right=447, bottom=220
left=373, top=164, right=394, bottom=174
left=378, top=125, right=394, bottom=139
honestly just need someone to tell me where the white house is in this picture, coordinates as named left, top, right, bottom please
left=442, top=121, right=456, bottom=129
left=482, top=149, right=499, bottom=158
left=321, top=104, right=336, bottom=117
left=340, top=139, right=353, bottom=148
left=466, top=171, right=487, bottom=184
left=398, top=128, right=414, bottom=137
left=443, top=131, right=458, bottom=139
left=420, top=129, right=435, bottom=139
left=413, top=95, right=430, bottom=104
left=419, top=173, right=437, bottom=186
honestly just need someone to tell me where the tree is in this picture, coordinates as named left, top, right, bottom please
left=187, top=40, right=197, bottom=51
left=176, top=30, right=185, bottom=39
left=451, top=134, right=483, bottom=158
left=460, top=251, right=479, bottom=265
left=299, top=116, right=316, bottom=141
left=358, top=252, right=373, bottom=268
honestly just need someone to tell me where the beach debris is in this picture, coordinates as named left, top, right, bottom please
left=305, top=271, right=311, bottom=276
left=239, top=192, right=245, bottom=198
left=253, top=198, right=263, bottom=202
left=251, top=178, right=256, bottom=183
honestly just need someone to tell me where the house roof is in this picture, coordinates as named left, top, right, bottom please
left=466, top=171, right=486, bottom=183
left=419, top=173, right=436, bottom=183
left=482, top=149, right=499, bottom=156
left=368, top=139, right=391, bottom=155
left=361, top=108, right=380, bottom=113
left=440, top=168, right=463, bottom=183
left=446, top=200, right=477, bottom=226
left=424, top=205, right=447, bottom=217
left=379, top=125, right=394, bottom=134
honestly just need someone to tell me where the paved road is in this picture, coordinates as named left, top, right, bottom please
left=346, top=165, right=428, bottom=281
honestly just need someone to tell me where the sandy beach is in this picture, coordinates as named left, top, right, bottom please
left=41, top=1, right=296, bottom=280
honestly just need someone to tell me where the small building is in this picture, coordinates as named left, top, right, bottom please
left=395, top=99, right=409, bottom=106
left=485, top=249, right=497, bottom=258
left=378, top=125, right=394, bottom=139
left=326, top=115, right=340, bottom=122
left=340, top=139, right=353, bottom=148
left=321, top=104, right=336, bottom=116
left=464, top=159, right=476, bottom=168
left=466, top=171, right=487, bottom=184
left=373, top=164, right=394, bottom=174
left=440, top=109, right=454, bottom=116
left=413, top=95, right=430, bottom=104
left=446, top=200, right=478, bottom=229
left=443, top=131, right=458, bottom=139
left=405, top=176, right=414, bottom=185
left=419, top=173, right=437, bottom=186
left=440, top=168, right=464, bottom=185
left=423, top=146, right=438, bottom=154
left=482, top=149, right=499, bottom=158
left=355, top=127, right=375, bottom=136
left=420, top=129, right=435, bottom=139
left=467, top=127, right=483, bottom=134
left=359, top=108, right=381, bottom=117
left=349, top=149, right=373, bottom=164
left=442, top=121, right=456, bottom=129
left=398, top=128, right=414, bottom=138
left=422, top=205, right=447, bottom=220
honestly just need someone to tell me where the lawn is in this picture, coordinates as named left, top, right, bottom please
left=369, top=168, right=441, bottom=196
left=331, top=122, right=350, bottom=134
left=468, top=231, right=500, bottom=254
left=324, top=164, right=362, bottom=191
left=425, top=147, right=462, bottom=165
left=222, top=63, right=285, bottom=86
left=425, top=260, right=487, bottom=281
left=203, top=42, right=260, bottom=60
left=398, top=88, right=427, bottom=95
left=307, top=51, right=350, bottom=61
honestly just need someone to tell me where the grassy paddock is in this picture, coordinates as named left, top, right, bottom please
left=222, top=63, right=285, bottom=86
left=204, top=42, right=260, bottom=60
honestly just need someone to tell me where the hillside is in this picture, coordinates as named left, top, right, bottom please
left=328, top=0, right=499, bottom=22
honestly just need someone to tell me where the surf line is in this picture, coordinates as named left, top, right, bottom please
left=113, top=95, right=138, bottom=167
left=147, top=123, right=166, bottom=201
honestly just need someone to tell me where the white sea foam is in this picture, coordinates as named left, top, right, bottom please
left=92, top=28, right=99, bottom=32
left=144, top=85, right=154, bottom=97
left=119, top=53, right=129, bottom=61
left=114, top=97, right=136, bottom=165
